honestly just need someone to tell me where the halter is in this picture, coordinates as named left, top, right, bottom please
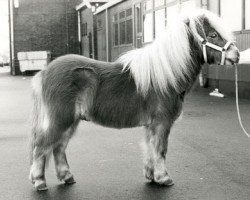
left=196, top=34, right=232, bottom=65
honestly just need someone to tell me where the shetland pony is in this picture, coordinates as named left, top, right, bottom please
left=29, top=10, right=239, bottom=190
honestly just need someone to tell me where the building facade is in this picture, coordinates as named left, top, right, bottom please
left=9, top=0, right=250, bottom=98
left=93, top=0, right=250, bottom=98
left=76, top=0, right=107, bottom=59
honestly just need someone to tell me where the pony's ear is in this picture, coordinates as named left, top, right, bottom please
left=183, top=17, right=190, bottom=26
left=197, top=13, right=206, bottom=25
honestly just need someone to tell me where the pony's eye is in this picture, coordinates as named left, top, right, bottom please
left=209, top=32, right=217, bottom=38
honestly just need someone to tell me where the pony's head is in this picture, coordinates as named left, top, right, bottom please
left=187, top=10, right=240, bottom=65
left=118, top=10, right=240, bottom=96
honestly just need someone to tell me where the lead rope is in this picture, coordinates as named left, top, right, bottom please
left=235, top=64, right=250, bottom=137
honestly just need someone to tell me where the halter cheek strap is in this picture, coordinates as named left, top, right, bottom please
left=196, top=34, right=233, bottom=65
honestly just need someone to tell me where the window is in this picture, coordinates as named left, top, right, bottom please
left=113, top=8, right=133, bottom=46
left=180, top=0, right=197, bottom=16
left=120, top=21, right=126, bottom=44
left=119, top=11, right=126, bottom=19
left=126, top=8, right=133, bottom=44
left=82, top=22, right=87, bottom=36
left=166, top=0, right=177, bottom=3
left=166, top=3, right=178, bottom=24
left=144, top=0, right=153, bottom=11
left=126, top=19, right=133, bottom=44
left=143, top=0, right=179, bottom=42
left=143, top=12, right=153, bottom=42
left=135, top=5, right=142, bottom=33
left=137, top=0, right=199, bottom=43
left=126, top=8, right=132, bottom=17
left=97, top=19, right=102, bottom=30
left=155, top=8, right=166, bottom=38
left=143, top=0, right=154, bottom=43
left=220, top=0, right=242, bottom=31
left=155, top=0, right=165, bottom=8
left=114, top=23, right=119, bottom=46
left=113, top=14, right=119, bottom=45
left=113, top=14, right=118, bottom=22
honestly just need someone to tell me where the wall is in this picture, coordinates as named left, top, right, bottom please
left=235, top=31, right=250, bottom=51
left=80, top=8, right=94, bottom=58
left=96, top=0, right=202, bottom=61
left=94, top=0, right=250, bottom=98
left=13, top=0, right=79, bottom=74
left=208, top=0, right=219, bottom=14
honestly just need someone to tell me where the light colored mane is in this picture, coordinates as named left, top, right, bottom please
left=117, top=10, right=233, bottom=96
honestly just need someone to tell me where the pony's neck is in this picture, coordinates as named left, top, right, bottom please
left=119, top=21, right=205, bottom=96
left=176, top=33, right=205, bottom=93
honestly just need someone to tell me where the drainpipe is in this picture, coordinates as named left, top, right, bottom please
left=65, top=1, right=69, bottom=53
left=105, top=8, right=109, bottom=62
left=77, top=10, right=82, bottom=55
left=8, top=0, right=15, bottom=75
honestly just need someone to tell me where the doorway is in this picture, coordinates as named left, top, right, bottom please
left=134, top=3, right=143, bottom=48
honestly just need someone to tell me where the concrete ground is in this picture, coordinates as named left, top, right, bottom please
left=0, top=70, right=250, bottom=200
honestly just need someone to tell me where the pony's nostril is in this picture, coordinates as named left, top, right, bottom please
left=236, top=50, right=240, bottom=58
left=236, top=57, right=240, bottom=63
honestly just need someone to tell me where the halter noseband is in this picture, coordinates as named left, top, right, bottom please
left=196, top=34, right=232, bottom=65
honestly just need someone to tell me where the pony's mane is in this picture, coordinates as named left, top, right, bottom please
left=117, top=10, right=233, bottom=96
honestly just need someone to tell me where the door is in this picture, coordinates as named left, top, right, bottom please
left=97, top=29, right=106, bottom=61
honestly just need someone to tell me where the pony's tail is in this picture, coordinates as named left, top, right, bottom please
left=29, top=71, right=43, bottom=164
left=29, top=71, right=52, bottom=167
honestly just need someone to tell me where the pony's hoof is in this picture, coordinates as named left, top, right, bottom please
left=162, top=177, right=174, bottom=186
left=34, top=180, right=48, bottom=191
left=64, top=176, right=76, bottom=185
left=143, top=167, right=154, bottom=181
left=154, top=174, right=174, bottom=186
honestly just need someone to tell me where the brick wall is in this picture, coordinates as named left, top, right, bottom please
left=13, top=0, right=79, bottom=74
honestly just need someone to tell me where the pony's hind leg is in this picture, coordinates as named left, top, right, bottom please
left=29, top=140, right=51, bottom=191
left=29, top=123, right=78, bottom=190
left=143, top=121, right=174, bottom=186
left=29, top=72, right=51, bottom=190
left=53, top=122, right=79, bottom=184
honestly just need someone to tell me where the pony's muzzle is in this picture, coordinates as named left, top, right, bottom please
left=226, top=45, right=240, bottom=65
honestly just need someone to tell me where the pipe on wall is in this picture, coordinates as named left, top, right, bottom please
left=77, top=10, right=82, bottom=55
left=105, top=8, right=109, bottom=62
left=8, top=0, right=15, bottom=75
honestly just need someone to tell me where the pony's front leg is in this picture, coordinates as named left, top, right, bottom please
left=143, top=122, right=174, bottom=186
left=142, top=127, right=155, bottom=181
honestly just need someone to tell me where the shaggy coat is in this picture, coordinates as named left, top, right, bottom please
left=29, top=10, right=239, bottom=190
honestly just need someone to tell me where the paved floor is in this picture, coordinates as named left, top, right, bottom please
left=0, top=71, right=250, bottom=200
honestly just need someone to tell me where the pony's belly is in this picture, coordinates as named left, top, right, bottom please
left=89, top=109, right=142, bottom=129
